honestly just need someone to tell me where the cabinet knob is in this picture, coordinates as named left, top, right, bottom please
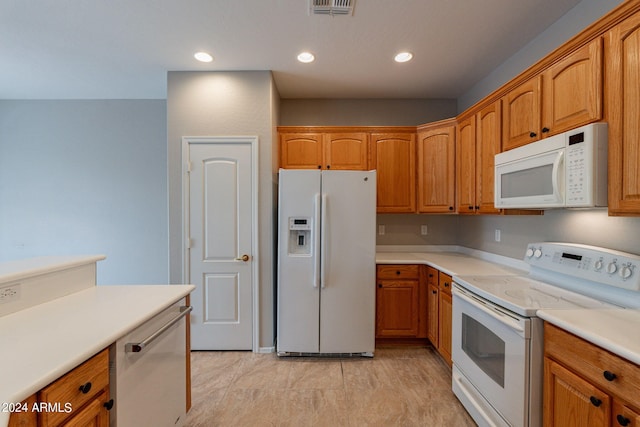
left=79, top=382, right=92, bottom=394
left=617, top=414, right=631, bottom=426
left=327, top=165, right=331, bottom=169
left=444, top=282, right=449, bottom=288
left=378, top=283, right=382, bottom=288
left=589, top=396, right=602, bottom=407
left=104, top=399, right=114, bottom=411
left=529, top=131, right=537, bottom=138
left=432, top=290, right=437, bottom=295
left=542, top=127, right=550, bottom=133
left=317, top=165, right=321, bottom=169
left=468, top=205, right=474, bottom=210
left=448, top=206, right=454, bottom=211
left=396, top=270, right=401, bottom=275
left=603, top=370, right=617, bottom=381
left=475, top=205, right=479, bottom=210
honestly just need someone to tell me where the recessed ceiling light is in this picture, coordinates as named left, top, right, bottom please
left=394, top=52, right=413, bottom=63
left=194, top=52, right=213, bottom=63
left=297, top=52, right=315, bottom=63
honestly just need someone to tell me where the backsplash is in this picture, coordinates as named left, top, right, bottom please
left=377, top=209, right=640, bottom=259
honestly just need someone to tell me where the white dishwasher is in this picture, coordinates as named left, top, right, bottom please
left=110, top=299, right=191, bottom=427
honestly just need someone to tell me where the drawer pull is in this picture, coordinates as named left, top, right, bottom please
left=396, top=270, right=401, bottom=275
left=589, top=396, right=602, bottom=407
left=444, top=282, right=450, bottom=288
left=104, top=399, right=114, bottom=411
left=79, top=382, right=92, bottom=394
left=617, top=414, right=631, bottom=426
left=603, top=370, right=617, bottom=381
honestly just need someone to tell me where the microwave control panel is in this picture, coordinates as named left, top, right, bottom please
left=565, top=123, right=608, bottom=207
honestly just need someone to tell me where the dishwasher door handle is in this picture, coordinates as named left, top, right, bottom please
left=125, top=305, right=192, bottom=353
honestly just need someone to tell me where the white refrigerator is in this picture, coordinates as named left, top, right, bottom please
left=276, top=169, right=376, bottom=356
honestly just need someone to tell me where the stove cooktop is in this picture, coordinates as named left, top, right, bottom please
left=453, top=274, right=614, bottom=317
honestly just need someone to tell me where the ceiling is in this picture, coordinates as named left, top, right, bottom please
left=1, top=0, right=584, bottom=100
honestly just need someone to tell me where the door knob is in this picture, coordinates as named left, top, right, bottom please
left=235, top=254, right=250, bottom=262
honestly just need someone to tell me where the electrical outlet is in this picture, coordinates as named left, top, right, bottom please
left=495, top=229, right=501, bottom=242
left=421, top=225, right=428, bottom=235
left=0, top=283, right=21, bottom=304
left=378, top=225, right=385, bottom=235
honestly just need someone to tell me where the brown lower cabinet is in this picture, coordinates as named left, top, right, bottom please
left=9, top=349, right=111, bottom=427
left=544, top=323, right=640, bottom=427
left=376, top=264, right=452, bottom=366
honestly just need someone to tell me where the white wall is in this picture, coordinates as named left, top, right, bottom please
left=0, top=100, right=168, bottom=284
left=280, top=98, right=456, bottom=126
left=458, top=0, right=626, bottom=111
left=166, top=71, right=279, bottom=349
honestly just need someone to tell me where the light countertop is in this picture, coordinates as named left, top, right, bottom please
left=0, top=284, right=194, bottom=427
left=378, top=246, right=640, bottom=366
left=0, top=255, right=106, bottom=284
left=538, top=308, right=640, bottom=365
left=376, top=250, right=526, bottom=277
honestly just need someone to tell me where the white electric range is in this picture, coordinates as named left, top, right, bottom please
left=451, top=242, right=640, bottom=427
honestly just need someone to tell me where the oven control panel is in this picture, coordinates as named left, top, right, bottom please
left=525, top=242, right=640, bottom=291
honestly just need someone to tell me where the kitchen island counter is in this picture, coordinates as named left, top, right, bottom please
left=0, top=283, right=194, bottom=427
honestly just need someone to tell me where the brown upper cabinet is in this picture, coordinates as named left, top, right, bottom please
left=502, top=38, right=603, bottom=151
left=279, top=131, right=368, bottom=170
left=475, top=101, right=502, bottom=214
left=417, top=119, right=456, bottom=213
left=456, top=114, right=477, bottom=213
left=371, top=132, right=417, bottom=213
left=606, top=10, right=640, bottom=215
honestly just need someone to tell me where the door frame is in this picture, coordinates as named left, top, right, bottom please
left=181, top=136, right=260, bottom=352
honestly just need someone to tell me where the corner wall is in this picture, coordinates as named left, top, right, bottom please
left=167, top=71, right=279, bottom=349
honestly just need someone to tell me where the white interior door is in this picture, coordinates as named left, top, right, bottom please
left=184, top=137, right=256, bottom=350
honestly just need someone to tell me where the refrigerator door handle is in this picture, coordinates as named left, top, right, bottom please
left=320, top=193, right=328, bottom=289
left=313, top=193, right=321, bottom=288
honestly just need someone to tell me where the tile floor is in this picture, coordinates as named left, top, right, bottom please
left=184, top=346, right=476, bottom=426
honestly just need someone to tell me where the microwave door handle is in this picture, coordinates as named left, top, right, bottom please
left=552, top=151, right=564, bottom=200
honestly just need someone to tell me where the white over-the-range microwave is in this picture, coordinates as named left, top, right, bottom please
left=495, top=122, right=608, bottom=209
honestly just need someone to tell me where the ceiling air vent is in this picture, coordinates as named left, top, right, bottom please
left=310, top=0, right=355, bottom=16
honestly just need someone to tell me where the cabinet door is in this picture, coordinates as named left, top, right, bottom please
left=542, top=38, right=603, bottom=136
left=502, top=76, right=542, bottom=151
left=417, top=124, right=456, bottom=213
left=427, top=282, right=439, bottom=347
left=606, top=12, right=640, bottom=215
left=376, top=279, right=419, bottom=337
left=279, top=133, right=323, bottom=169
left=456, top=115, right=476, bottom=213
left=61, top=393, right=110, bottom=427
left=544, top=358, right=610, bottom=427
left=612, top=401, right=640, bottom=427
left=371, top=133, right=416, bottom=213
left=476, top=101, right=502, bottom=214
left=438, top=291, right=453, bottom=366
left=323, top=133, right=369, bottom=170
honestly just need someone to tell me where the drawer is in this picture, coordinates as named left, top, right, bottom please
left=39, top=348, right=109, bottom=426
left=377, top=264, right=420, bottom=280
left=544, top=323, right=640, bottom=408
left=438, top=271, right=453, bottom=295
left=426, top=266, right=439, bottom=287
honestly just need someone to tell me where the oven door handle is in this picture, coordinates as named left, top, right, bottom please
left=453, top=288, right=525, bottom=334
